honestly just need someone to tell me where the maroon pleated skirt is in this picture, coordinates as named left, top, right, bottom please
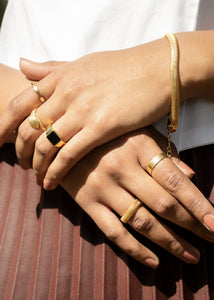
left=0, top=144, right=213, bottom=300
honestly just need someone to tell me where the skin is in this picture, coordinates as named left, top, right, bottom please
left=1, top=31, right=212, bottom=192
left=0, top=63, right=214, bottom=268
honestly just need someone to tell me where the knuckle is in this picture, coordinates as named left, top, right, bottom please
left=102, top=152, right=123, bottom=179
left=125, top=245, right=141, bottom=259
left=127, top=132, right=147, bottom=148
left=75, top=187, right=91, bottom=203
left=35, top=139, right=49, bottom=157
left=8, top=95, right=23, bottom=115
left=18, top=122, right=32, bottom=144
left=59, top=149, right=74, bottom=165
left=105, top=226, right=126, bottom=243
left=156, top=197, right=176, bottom=217
left=189, top=198, right=203, bottom=214
left=45, top=169, right=58, bottom=182
left=87, top=171, right=102, bottom=191
left=62, top=84, right=76, bottom=99
left=132, top=216, right=153, bottom=233
left=166, top=239, right=181, bottom=254
left=165, top=170, right=183, bottom=193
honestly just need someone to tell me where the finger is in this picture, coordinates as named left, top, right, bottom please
left=97, top=187, right=200, bottom=264
left=138, top=127, right=195, bottom=178
left=0, top=76, right=56, bottom=147
left=20, top=58, right=66, bottom=81
left=138, top=147, right=214, bottom=232
left=42, top=126, right=100, bottom=190
left=15, top=89, right=69, bottom=169
left=119, top=165, right=214, bottom=242
left=32, top=112, right=84, bottom=184
left=171, top=157, right=195, bottom=179
left=85, top=202, right=159, bottom=269
left=15, top=120, right=42, bottom=169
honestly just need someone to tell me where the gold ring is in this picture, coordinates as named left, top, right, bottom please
left=31, top=82, right=46, bottom=103
left=29, top=109, right=46, bottom=131
left=46, top=125, right=66, bottom=148
left=146, top=152, right=167, bottom=175
left=120, top=199, right=142, bottom=223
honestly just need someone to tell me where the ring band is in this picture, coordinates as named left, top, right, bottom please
left=46, top=125, right=66, bottom=147
left=120, top=199, right=142, bottom=223
left=31, top=82, right=46, bottom=103
left=29, top=109, right=46, bottom=131
left=146, top=152, right=167, bottom=175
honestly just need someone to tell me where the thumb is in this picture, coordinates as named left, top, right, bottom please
left=172, top=157, right=195, bottom=179
left=19, top=58, right=65, bottom=81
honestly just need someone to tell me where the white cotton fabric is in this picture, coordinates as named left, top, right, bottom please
left=0, top=0, right=213, bottom=151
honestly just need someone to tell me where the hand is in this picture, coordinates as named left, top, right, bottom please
left=1, top=62, right=214, bottom=268
left=1, top=32, right=214, bottom=190
left=0, top=39, right=175, bottom=190
left=61, top=127, right=214, bottom=268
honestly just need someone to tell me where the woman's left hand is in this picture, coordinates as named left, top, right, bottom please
left=60, top=127, right=214, bottom=267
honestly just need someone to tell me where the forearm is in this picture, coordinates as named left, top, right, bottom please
left=129, top=30, right=214, bottom=119
left=176, top=30, right=214, bottom=100
left=135, top=30, right=214, bottom=102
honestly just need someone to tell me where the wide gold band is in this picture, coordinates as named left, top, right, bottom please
left=146, top=152, right=167, bottom=175
left=46, top=125, right=66, bottom=148
left=31, top=82, right=46, bottom=103
left=120, top=199, right=142, bottom=223
left=29, top=109, right=46, bottom=131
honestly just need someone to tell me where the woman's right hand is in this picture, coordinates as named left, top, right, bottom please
left=1, top=31, right=214, bottom=190
left=61, top=127, right=214, bottom=269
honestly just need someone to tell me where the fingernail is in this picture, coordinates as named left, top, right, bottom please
left=20, top=57, right=32, bottom=62
left=203, top=214, right=214, bottom=232
left=182, top=249, right=200, bottom=264
left=144, top=258, right=159, bottom=269
left=43, top=179, right=57, bottom=190
left=178, top=161, right=195, bottom=176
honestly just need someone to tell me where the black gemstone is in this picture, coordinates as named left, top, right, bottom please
left=47, top=130, right=61, bottom=145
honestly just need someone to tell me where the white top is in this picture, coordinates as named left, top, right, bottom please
left=0, top=0, right=213, bottom=151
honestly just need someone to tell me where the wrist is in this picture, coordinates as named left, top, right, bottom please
left=176, top=31, right=214, bottom=101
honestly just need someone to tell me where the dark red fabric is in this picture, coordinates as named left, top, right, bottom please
left=0, top=143, right=213, bottom=300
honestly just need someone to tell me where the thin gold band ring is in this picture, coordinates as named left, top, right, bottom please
left=31, top=82, right=46, bottom=103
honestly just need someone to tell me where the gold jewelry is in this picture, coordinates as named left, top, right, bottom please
left=120, top=199, right=142, bottom=223
left=164, top=33, right=180, bottom=157
left=46, top=125, right=66, bottom=147
left=146, top=152, right=167, bottom=175
left=29, top=109, right=46, bottom=131
left=31, top=82, right=46, bottom=103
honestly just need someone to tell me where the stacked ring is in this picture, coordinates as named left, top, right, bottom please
left=120, top=199, right=142, bottom=223
left=31, top=82, right=46, bottom=103
left=46, top=125, right=66, bottom=148
left=146, top=152, right=167, bottom=175
left=29, top=109, right=46, bottom=131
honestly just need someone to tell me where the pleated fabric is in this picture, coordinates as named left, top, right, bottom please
left=0, top=143, right=213, bottom=300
